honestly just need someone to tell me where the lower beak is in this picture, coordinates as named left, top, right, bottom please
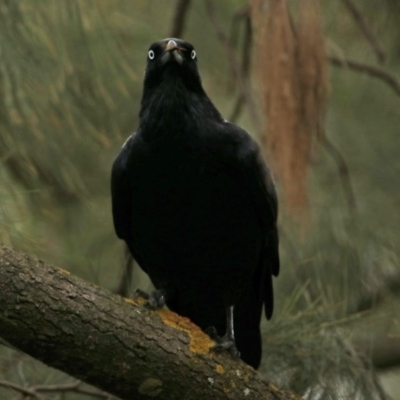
left=161, top=40, right=184, bottom=65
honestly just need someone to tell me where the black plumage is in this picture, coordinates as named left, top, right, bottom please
left=111, top=38, right=279, bottom=369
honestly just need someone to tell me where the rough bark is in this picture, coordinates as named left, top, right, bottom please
left=0, top=246, right=301, bottom=400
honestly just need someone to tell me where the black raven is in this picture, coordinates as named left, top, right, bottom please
left=111, top=38, right=279, bottom=369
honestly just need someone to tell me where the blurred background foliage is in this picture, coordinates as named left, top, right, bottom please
left=0, top=0, right=399, bottom=398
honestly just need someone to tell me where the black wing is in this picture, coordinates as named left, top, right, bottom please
left=222, top=122, right=280, bottom=319
left=111, top=134, right=134, bottom=241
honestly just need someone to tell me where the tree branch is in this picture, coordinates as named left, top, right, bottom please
left=0, top=379, right=113, bottom=400
left=204, top=0, right=261, bottom=131
left=31, top=380, right=113, bottom=399
left=0, top=246, right=300, bottom=400
left=341, top=0, right=386, bottom=64
left=328, top=56, right=400, bottom=98
left=348, top=271, right=400, bottom=314
left=115, top=244, right=135, bottom=297
left=170, top=0, right=192, bottom=38
left=0, top=380, right=46, bottom=400
left=320, top=136, right=357, bottom=213
left=228, top=6, right=252, bottom=123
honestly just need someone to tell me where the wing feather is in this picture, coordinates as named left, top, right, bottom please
left=221, top=123, right=280, bottom=317
left=111, top=135, right=134, bottom=241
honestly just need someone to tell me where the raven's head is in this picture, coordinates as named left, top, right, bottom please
left=143, top=38, right=202, bottom=93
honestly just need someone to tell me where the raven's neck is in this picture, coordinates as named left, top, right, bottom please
left=139, top=74, right=222, bottom=142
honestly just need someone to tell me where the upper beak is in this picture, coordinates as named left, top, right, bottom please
left=165, top=40, right=178, bottom=52
left=162, top=40, right=184, bottom=65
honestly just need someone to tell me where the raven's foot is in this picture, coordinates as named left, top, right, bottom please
left=133, top=288, right=166, bottom=309
left=205, top=326, right=240, bottom=359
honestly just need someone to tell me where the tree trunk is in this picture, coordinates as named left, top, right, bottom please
left=0, top=245, right=301, bottom=400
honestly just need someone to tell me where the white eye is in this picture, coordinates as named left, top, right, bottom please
left=191, top=50, right=196, bottom=59
left=148, top=50, right=155, bottom=60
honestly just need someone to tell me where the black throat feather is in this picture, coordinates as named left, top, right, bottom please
left=139, top=64, right=222, bottom=141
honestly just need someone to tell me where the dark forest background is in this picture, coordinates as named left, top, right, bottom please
left=0, top=0, right=399, bottom=398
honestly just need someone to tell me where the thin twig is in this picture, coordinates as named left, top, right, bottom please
left=0, top=380, right=47, bottom=400
left=68, top=386, right=115, bottom=399
left=240, top=11, right=252, bottom=78
left=279, top=226, right=318, bottom=302
left=328, top=56, right=399, bottom=212
left=229, top=5, right=250, bottom=50
left=338, top=336, right=388, bottom=400
left=31, top=381, right=81, bottom=393
left=170, top=0, right=192, bottom=38
left=349, top=272, right=400, bottom=314
left=341, top=0, right=386, bottom=64
left=115, top=244, right=134, bottom=297
left=228, top=5, right=250, bottom=87
left=329, top=56, right=400, bottom=98
left=228, top=7, right=253, bottom=123
left=320, top=136, right=357, bottom=213
left=229, top=94, right=245, bottom=123
left=204, top=0, right=261, bottom=131
left=13, top=380, right=115, bottom=400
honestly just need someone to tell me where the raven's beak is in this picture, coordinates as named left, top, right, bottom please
left=162, top=39, right=184, bottom=65
left=165, top=39, right=178, bottom=52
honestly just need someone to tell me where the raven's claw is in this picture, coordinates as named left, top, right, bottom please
left=134, top=288, right=166, bottom=309
left=205, top=326, right=241, bottom=359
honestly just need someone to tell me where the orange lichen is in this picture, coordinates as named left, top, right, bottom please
left=125, top=296, right=149, bottom=306
left=157, top=308, right=214, bottom=355
left=216, top=364, right=225, bottom=374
